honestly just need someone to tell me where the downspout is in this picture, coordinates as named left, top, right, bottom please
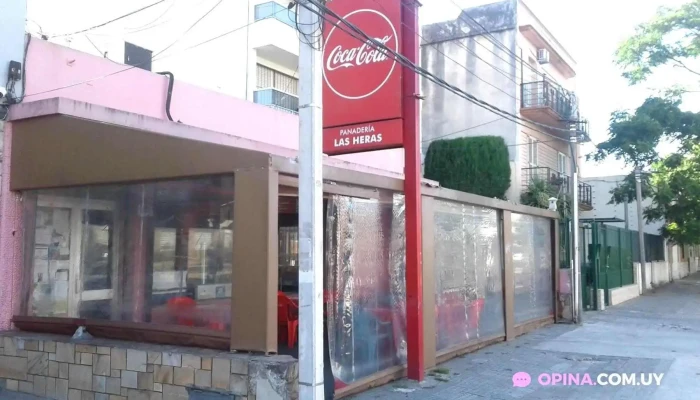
left=156, top=71, right=178, bottom=122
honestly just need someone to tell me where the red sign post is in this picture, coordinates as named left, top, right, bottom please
left=322, top=0, right=424, bottom=381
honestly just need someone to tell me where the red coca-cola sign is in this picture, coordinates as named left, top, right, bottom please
left=322, top=0, right=403, bottom=154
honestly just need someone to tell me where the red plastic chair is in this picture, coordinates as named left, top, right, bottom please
left=167, top=296, right=196, bottom=326
left=277, top=292, right=299, bottom=348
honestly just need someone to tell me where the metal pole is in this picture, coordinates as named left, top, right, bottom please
left=297, top=1, right=324, bottom=398
left=570, top=132, right=583, bottom=324
left=624, top=197, right=629, bottom=230
left=402, top=0, right=424, bottom=381
left=635, top=166, right=647, bottom=293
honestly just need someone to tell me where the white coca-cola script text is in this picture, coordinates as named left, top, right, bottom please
left=326, top=36, right=393, bottom=71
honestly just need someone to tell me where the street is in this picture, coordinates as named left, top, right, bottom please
left=351, top=273, right=700, bottom=400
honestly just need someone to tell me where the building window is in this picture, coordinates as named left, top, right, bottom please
left=256, top=64, right=298, bottom=96
left=528, top=136, right=538, bottom=166
left=23, top=176, right=235, bottom=331
left=558, top=152, right=568, bottom=175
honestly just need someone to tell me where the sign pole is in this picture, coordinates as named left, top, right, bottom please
left=401, top=0, right=424, bottom=381
left=298, top=1, right=325, bottom=399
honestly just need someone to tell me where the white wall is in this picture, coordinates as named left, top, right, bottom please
left=27, top=0, right=295, bottom=100
left=581, top=175, right=665, bottom=235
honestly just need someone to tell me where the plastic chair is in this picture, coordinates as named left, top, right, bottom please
left=167, top=296, right=196, bottom=326
left=278, top=292, right=299, bottom=348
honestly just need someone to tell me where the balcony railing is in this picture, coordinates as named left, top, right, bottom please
left=578, top=182, right=593, bottom=208
left=522, top=167, right=570, bottom=193
left=521, top=80, right=578, bottom=121
left=254, top=88, right=299, bottom=114
left=254, top=2, right=295, bottom=28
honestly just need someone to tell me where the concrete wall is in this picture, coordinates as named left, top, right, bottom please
left=581, top=175, right=665, bottom=235
left=421, top=0, right=519, bottom=163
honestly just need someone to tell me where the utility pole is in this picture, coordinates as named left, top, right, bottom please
left=297, top=1, right=324, bottom=399
left=570, top=130, right=583, bottom=324
left=635, top=166, right=648, bottom=293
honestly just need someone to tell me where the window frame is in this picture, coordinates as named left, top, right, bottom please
left=557, top=152, right=568, bottom=175
left=527, top=136, right=538, bottom=167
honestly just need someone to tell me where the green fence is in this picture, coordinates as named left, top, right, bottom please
left=561, top=222, right=665, bottom=310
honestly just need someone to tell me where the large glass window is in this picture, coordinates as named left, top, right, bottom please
left=433, top=200, right=504, bottom=352
left=512, top=213, right=554, bottom=324
left=23, top=176, right=235, bottom=332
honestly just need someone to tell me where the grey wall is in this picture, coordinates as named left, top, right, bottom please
left=0, top=0, right=28, bottom=98
left=421, top=0, right=519, bottom=162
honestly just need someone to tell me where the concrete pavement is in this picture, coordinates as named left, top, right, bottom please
left=351, top=273, right=700, bottom=400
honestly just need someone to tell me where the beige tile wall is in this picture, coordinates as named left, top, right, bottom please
left=0, top=333, right=298, bottom=400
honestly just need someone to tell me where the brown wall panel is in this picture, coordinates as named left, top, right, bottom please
left=421, top=196, right=436, bottom=369
left=10, top=116, right=272, bottom=190
left=231, top=168, right=278, bottom=353
left=502, top=211, right=515, bottom=341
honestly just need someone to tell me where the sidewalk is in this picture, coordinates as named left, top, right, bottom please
left=350, top=273, right=700, bottom=400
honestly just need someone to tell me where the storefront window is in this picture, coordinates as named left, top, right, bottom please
left=23, top=176, right=235, bottom=332
left=433, top=200, right=504, bottom=352
left=512, top=213, right=554, bottom=324
left=325, top=194, right=407, bottom=385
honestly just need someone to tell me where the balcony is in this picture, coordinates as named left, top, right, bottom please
left=251, top=2, right=299, bottom=71
left=522, top=167, right=570, bottom=194
left=521, top=80, right=588, bottom=139
left=521, top=167, right=593, bottom=209
left=253, top=88, right=299, bottom=114
left=578, top=181, right=593, bottom=210
left=254, top=2, right=296, bottom=28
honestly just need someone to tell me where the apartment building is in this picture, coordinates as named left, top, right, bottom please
left=28, top=0, right=301, bottom=113
left=421, top=0, right=591, bottom=207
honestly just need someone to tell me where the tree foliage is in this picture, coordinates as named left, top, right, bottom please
left=608, top=172, right=653, bottom=204
left=616, top=0, right=700, bottom=84
left=424, top=136, right=510, bottom=199
left=605, top=0, right=700, bottom=244
left=645, top=146, right=700, bottom=244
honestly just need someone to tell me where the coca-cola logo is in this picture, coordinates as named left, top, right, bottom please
left=323, top=9, right=399, bottom=100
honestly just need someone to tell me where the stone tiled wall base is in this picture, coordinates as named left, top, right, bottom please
left=0, top=332, right=298, bottom=400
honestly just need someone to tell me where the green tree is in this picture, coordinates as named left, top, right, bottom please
left=646, top=147, right=700, bottom=244
left=591, top=96, right=700, bottom=244
left=616, top=0, right=700, bottom=85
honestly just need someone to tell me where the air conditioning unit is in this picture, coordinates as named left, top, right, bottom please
left=537, top=48, right=550, bottom=64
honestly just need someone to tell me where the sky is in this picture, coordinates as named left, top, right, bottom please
left=27, top=0, right=700, bottom=178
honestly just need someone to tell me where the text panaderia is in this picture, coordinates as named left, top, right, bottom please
left=333, top=124, right=383, bottom=147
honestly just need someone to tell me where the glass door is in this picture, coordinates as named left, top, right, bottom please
left=33, top=196, right=116, bottom=319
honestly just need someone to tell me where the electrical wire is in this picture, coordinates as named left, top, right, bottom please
left=125, top=0, right=178, bottom=31
left=152, top=0, right=224, bottom=58
left=300, top=0, right=578, bottom=143
left=444, top=0, right=564, bottom=87
left=371, top=0, right=517, bottom=100
left=23, top=6, right=289, bottom=99
left=49, top=0, right=167, bottom=38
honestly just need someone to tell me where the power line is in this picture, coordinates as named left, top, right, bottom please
left=304, top=0, right=577, bottom=143
left=421, top=118, right=503, bottom=142
left=153, top=0, right=223, bottom=58
left=443, top=0, right=563, bottom=86
left=125, top=0, right=179, bottom=31
left=49, top=0, right=167, bottom=38
left=24, top=7, right=285, bottom=99
left=371, top=0, right=517, bottom=101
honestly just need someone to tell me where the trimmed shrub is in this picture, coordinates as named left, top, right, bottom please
left=424, top=136, right=511, bottom=199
